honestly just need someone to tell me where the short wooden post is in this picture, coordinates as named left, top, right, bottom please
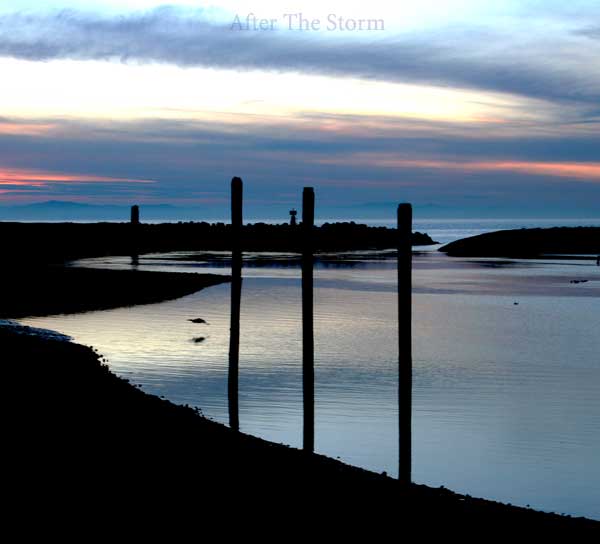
left=228, top=177, right=243, bottom=432
left=398, top=203, right=413, bottom=484
left=302, top=187, right=315, bottom=452
left=130, top=205, right=140, bottom=225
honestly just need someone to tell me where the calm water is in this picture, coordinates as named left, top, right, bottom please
left=21, top=248, right=600, bottom=519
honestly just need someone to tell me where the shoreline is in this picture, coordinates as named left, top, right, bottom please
left=2, top=233, right=598, bottom=526
left=4, top=322, right=598, bottom=529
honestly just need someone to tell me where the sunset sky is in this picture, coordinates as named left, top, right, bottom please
left=1, top=1, right=600, bottom=218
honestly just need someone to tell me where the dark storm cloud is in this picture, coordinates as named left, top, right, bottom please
left=0, top=7, right=599, bottom=105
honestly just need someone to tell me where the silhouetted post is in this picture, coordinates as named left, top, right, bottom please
left=398, top=203, right=413, bottom=484
left=130, top=205, right=140, bottom=225
left=130, top=205, right=140, bottom=266
left=228, top=177, right=243, bottom=432
left=302, top=187, right=315, bottom=452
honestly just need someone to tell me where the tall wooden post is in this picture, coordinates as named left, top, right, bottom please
left=302, top=187, right=315, bottom=452
left=130, top=205, right=140, bottom=266
left=228, top=177, right=243, bottom=432
left=397, top=203, right=413, bottom=484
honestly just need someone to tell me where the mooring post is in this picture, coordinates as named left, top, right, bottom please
left=130, top=205, right=140, bottom=266
left=398, top=203, right=413, bottom=484
left=130, top=205, right=140, bottom=225
left=302, top=187, right=315, bottom=453
left=228, top=177, right=243, bottom=432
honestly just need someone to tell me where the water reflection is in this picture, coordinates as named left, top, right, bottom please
left=228, top=250, right=241, bottom=431
left=19, top=254, right=600, bottom=520
left=302, top=187, right=315, bottom=453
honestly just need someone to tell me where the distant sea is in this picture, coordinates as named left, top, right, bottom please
left=393, top=218, right=600, bottom=245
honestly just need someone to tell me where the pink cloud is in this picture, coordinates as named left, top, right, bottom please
left=0, top=167, right=156, bottom=186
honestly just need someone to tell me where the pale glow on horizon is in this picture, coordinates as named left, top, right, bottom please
left=0, top=58, right=549, bottom=126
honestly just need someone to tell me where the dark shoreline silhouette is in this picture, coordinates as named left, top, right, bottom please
left=3, top=324, right=598, bottom=530
left=441, top=226, right=600, bottom=257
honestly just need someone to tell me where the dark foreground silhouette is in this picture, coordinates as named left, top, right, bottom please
left=4, top=325, right=598, bottom=531
left=441, top=226, right=600, bottom=257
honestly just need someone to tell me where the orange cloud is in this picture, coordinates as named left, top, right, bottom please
left=0, top=122, right=57, bottom=136
left=0, top=167, right=156, bottom=186
left=317, top=155, right=600, bottom=181
left=482, top=161, right=600, bottom=180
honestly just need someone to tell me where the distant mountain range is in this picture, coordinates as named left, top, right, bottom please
left=1, top=200, right=598, bottom=222
left=0, top=201, right=203, bottom=221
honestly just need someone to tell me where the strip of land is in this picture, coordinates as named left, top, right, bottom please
left=0, top=221, right=436, bottom=264
left=441, top=226, right=600, bottom=257
left=0, top=266, right=229, bottom=319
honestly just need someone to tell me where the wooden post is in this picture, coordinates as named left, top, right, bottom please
left=130, top=205, right=140, bottom=225
left=398, top=203, right=413, bottom=484
left=302, top=187, right=315, bottom=452
left=130, top=205, right=140, bottom=266
left=228, top=177, right=243, bottom=432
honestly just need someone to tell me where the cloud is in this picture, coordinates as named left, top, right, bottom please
left=0, top=166, right=156, bottom=186
left=575, top=26, right=600, bottom=39
left=0, top=7, right=599, bottom=106
left=317, top=155, right=600, bottom=182
left=1, top=114, right=600, bottom=215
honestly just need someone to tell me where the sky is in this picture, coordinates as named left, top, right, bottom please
left=1, top=1, right=600, bottom=218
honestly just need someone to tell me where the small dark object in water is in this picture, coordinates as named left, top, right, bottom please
left=570, top=279, right=588, bottom=284
left=514, top=302, right=519, bottom=305
left=192, top=336, right=206, bottom=343
left=189, top=318, right=208, bottom=324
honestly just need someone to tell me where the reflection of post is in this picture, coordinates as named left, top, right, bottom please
left=302, top=187, right=315, bottom=453
left=397, top=203, right=413, bottom=484
left=228, top=177, right=243, bottom=432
